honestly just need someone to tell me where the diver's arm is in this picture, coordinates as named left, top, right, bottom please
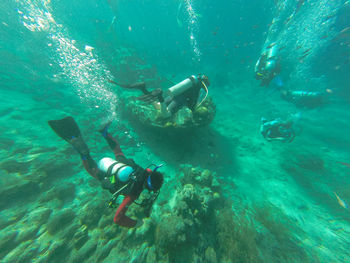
left=114, top=195, right=137, bottom=228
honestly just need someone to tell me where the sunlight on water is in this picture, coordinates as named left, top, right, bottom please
left=16, top=0, right=117, bottom=119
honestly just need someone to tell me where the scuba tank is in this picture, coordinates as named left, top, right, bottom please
left=291, top=91, right=320, bottom=97
left=166, top=75, right=209, bottom=108
left=267, top=44, right=278, bottom=59
left=106, top=163, right=164, bottom=209
left=98, top=157, right=134, bottom=183
left=167, top=76, right=197, bottom=97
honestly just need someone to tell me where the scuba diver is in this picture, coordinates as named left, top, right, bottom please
left=108, top=74, right=210, bottom=116
left=260, top=117, right=295, bottom=143
left=280, top=89, right=329, bottom=109
left=255, top=43, right=281, bottom=87
left=48, top=116, right=164, bottom=228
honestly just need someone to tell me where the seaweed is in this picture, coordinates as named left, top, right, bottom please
left=216, top=208, right=260, bottom=263
left=253, top=204, right=311, bottom=263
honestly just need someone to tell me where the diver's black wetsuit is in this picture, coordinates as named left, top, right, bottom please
left=81, top=131, right=150, bottom=228
left=164, top=76, right=202, bottom=114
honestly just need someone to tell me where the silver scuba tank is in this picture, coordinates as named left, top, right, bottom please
left=267, top=44, right=278, bottom=59
left=98, top=157, right=134, bottom=183
left=167, top=75, right=197, bottom=97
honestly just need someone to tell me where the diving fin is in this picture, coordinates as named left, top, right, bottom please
left=48, top=116, right=89, bottom=155
left=108, top=79, right=150, bottom=94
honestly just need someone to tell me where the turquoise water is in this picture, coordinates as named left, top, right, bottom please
left=1, top=0, right=350, bottom=262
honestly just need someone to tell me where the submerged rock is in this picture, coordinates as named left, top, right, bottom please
left=44, top=240, right=72, bottom=263
left=14, top=224, right=40, bottom=243
left=3, top=240, right=39, bottom=263
left=180, top=165, right=214, bottom=188
left=73, top=225, right=89, bottom=249
left=34, top=160, right=76, bottom=182
left=101, top=224, right=120, bottom=241
left=130, top=242, right=149, bottom=263
left=27, top=207, right=52, bottom=225
left=29, top=146, right=57, bottom=154
left=146, top=246, right=157, bottom=263
left=0, top=159, right=31, bottom=174
left=96, top=239, right=118, bottom=262
left=0, top=138, right=14, bottom=151
left=46, top=208, right=75, bottom=235
left=79, top=200, right=107, bottom=229
left=205, top=247, right=218, bottom=263
left=0, top=179, right=40, bottom=209
left=0, top=164, right=231, bottom=263
left=0, top=214, right=16, bottom=229
left=296, top=153, right=325, bottom=171
left=71, top=238, right=97, bottom=263
left=39, top=183, right=75, bottom=203
left=135, top=218, right=153, bottom=239
left=0, top=230, right=18, bottom=259
left=155, top=214, right=187, bottom=251
left=58, top=222, right=80, bottom=241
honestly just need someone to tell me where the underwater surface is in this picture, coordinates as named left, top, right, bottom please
left=1, top=0, right=350, bottom=262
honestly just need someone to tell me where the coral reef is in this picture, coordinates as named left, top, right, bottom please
left=123, top=96, right=216, bottom=130
left=0, top=160, right=310, bottom=263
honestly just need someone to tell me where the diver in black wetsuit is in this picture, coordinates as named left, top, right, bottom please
left=255, top=43, right=281, bottom=87
left=48, top=117, right=164, bottom=228
left=260, top=117, right=295, bottom=143
left=109, top=74, right=210, bottom=116
left=280, top=90, right=329, bottom=109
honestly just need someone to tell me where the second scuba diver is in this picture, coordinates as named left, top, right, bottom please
left=108, top=74, right=210, bottom=117
left=260, top=117, right=295, bottom=143
left=48, top=116, right=164, bottom=228
left=280, top=89, right=329, bottom=109
left=255, top=43, right=281, bottom=87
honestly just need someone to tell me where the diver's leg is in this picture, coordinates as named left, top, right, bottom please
left=81, top=154, right=103, bottom=180
left=48, top=116, right=103, bottom=180
left=159, top=102, right=171, bottom=117
left=167, top=96, right=186, bottom=115
left=99, top=122, right=125, bottom=158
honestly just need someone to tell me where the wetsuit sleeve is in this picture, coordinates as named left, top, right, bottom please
left=114, top=195, right=137, bottom=228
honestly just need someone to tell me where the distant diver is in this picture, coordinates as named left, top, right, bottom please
left=109, top=74, right=210, bottom=116
left=108, top=16, right=117, bottom=31
left=255, top=42, right=281, bottom=87
left=280, top=89, right=329, bottom=109
left=48, top=116, right=164, bottom=228
left=260, top=117, right=295, bottom=143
